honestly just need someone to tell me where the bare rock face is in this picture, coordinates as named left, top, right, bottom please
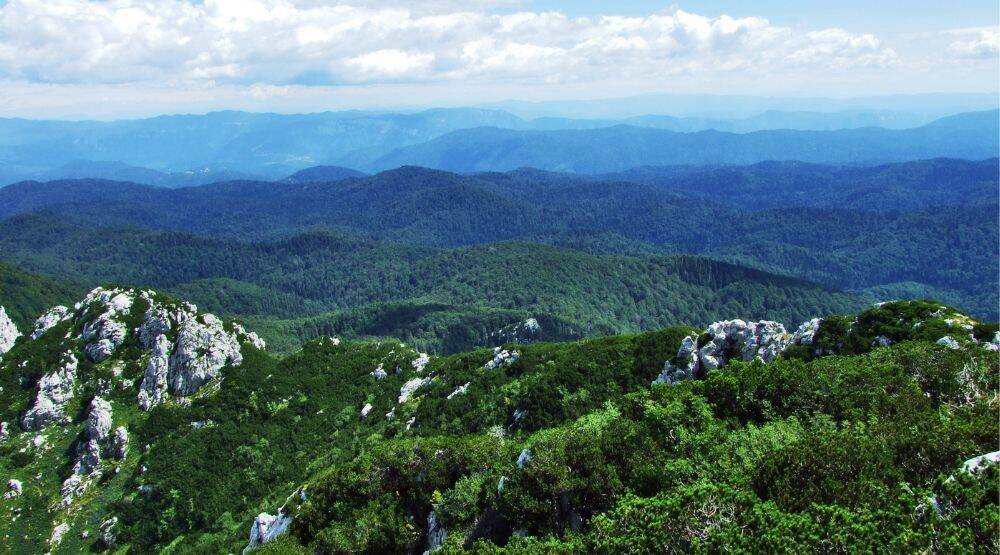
left=31, top=306, right=70, bottom=340
left=484, top=347, right=520, bottom=369
left=98, top=516, right=119, bottom=548
left=0, top=306, right=20, bottom=357
left=138, top=334, right=171, bottom=411
left=168, top=314, right=244, bottom=396
left=22, top=352, right=79, bottom=430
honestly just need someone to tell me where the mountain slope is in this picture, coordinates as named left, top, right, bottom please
left=0, top=288, right=994, bottom=553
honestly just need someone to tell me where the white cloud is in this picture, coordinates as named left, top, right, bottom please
left=947, top=28, right=1000, bottom=60
left=0, top=1, right=901, bottom=87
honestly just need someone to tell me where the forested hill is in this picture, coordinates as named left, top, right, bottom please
left=0, top=158, right=995, bottom=319
left=366, top=110, right=999, bottom=172
left=0, top=217, right=867, bottom=353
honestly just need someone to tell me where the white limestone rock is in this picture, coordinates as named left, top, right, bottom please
left=447, top=382, right=470, bottom=400
left=484, top=347, right=520, bottom=369
left=98, top=517, right=118, bottom=548
left=138, top=334, right=171, bottom=410
left=5, top=479, right=21, bottom=498
left=86, top=397, right=113, bottom=443
left=109, top=427, right=129, bottom=459
left=962, top=451, right=1000, bottom=474
left=654, top=320, right=791, bottom=385
left=138, top=306, right=175, bottom=349
left=50, top=522, right=69, bottom=547
left=30, top=306, right=69, bottom=340
left=426, top=511, right=447, bottom=553
left=80, top=288, right=134, bottom=362
left=399, top=377, right=431, bottom=404
left=516, top=448, right=531, bottom=468
left=22, top=352, right=78, bottom=430
left=936, top=336, right=961, bottom=350
left=791, top=318, right=822, bottom=346
left=361, top=403, right=373, bottom=419
left=0, top=306, right=20, bottom=357
left=243, top=511, right=292, bottom=554
left=412, top=352, right=431, bottom=373
left=167, top=314, right=243, bottom=396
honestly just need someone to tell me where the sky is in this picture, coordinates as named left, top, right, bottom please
left=0, top=0, right=996, bottom=119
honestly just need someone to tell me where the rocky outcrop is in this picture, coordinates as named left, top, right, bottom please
left=31, top=306, right=69, bottom=340
left=0, top=306, right=20, bottom=357
left=87, top=397, right=113, bottom=443
left=22, top=352, right=78, bottom=430
left=361, top=403, right=373, bottom=418
left=168, top=314, right=243, bottom=396
left=961, top=451, right=1000, bottom=474
left=937, top=336, right=962, bottom=350
left=80, top=289, right=134, bottom=362
left=484, top=347, right=520, bottom=369
left=654, top=320, right=792, bottom=385
left=243, top=511, right=293, bottom=554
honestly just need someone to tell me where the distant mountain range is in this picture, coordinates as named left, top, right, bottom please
left=1, top=107, right=996, bottom=184
left=366, top=111, right=999, bottom=173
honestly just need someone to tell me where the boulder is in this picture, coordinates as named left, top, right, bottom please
left=361, top=403, right=373, bottom=418
left=0, top=306, right=20, bottom=357
left=109, top=427, right=129, bottom=459
left=98, top=517, right=118, bottom=548
left=399, top=377, right=431, bottom=404
left=484, top=347, right=520, bottom=369
left=447, top=382, right=470, bottom=399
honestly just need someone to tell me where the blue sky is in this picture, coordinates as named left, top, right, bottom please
left=0, top=1, right=995, bottom=118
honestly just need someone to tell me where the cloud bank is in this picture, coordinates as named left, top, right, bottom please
left=0, top=0, right=900, bottom=86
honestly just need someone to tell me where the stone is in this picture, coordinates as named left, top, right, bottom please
left=936, top=336, right=961, bottom=350
left=361, top=403, right=373, bottom=418
left=86, top=397, right=113, bottom=443
left=962, top=451, right=1000, bottom=474
left=50, top=523, right=69, bottom=547
left=168, top=315, right=243, bottom=396
left=371, top=364, right=388, bottom=380
left=412, top=352, right=431, bottom=373
left=399, top=377, right=430, bottom=404
left=5, top=479, right=21, bottom=498
left=80, top=289, right=134, bottom=362
left=98, top=516, right=118, bottom=548
left=243, top=511, right=292, bottom=554
left=0, top=306, right=20, bottom=357
left=22, top=352, right=78, bottom=430
left=138, top=334, right=171, bottom=410
left=30, top=306, right=69, bottom=340
left=138, top=306, right=174, bottom=349
left=484, top=347, right=520, bottom=369
left=109, top=427, right=129, bottom=459
left=516, top=448, right=531, bottom=468
left=447, top=382, right=470, bottom=399
left=426, top=511, right=447, bottom=553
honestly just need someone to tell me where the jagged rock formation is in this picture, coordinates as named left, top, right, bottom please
left=167, top=313, right=244, bottom=396
left=22, top=352, right=78, bottom=430
left=0, top=306, right=20, bottom=357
